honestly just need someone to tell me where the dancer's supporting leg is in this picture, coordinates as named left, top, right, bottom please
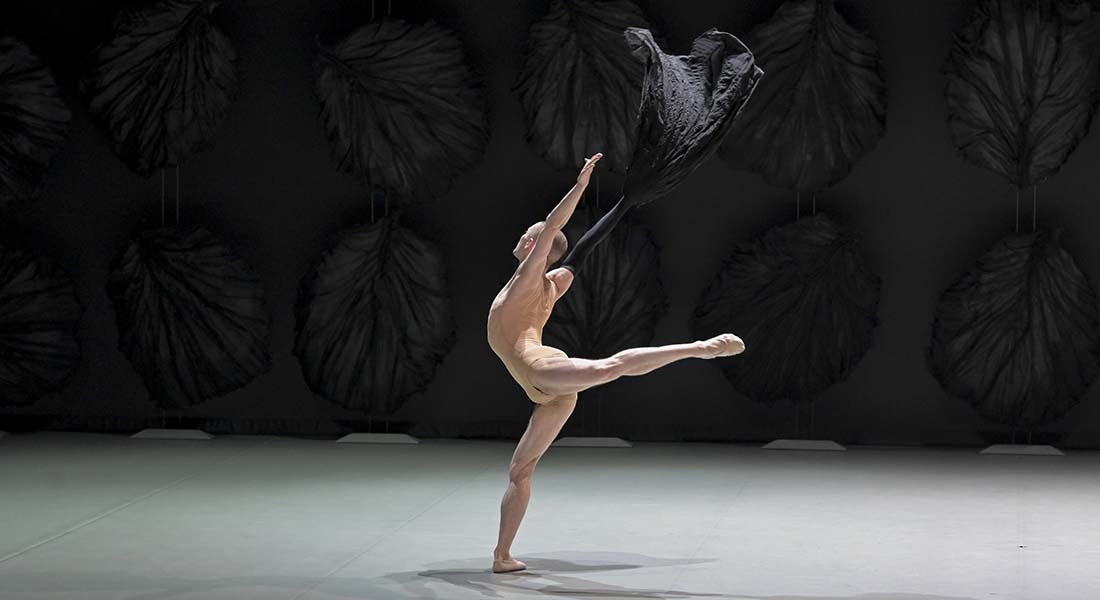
left=529, top=334, right=744, bottom=399
left=494, top=393, right=577, bottom=573
left=492, top=333, right=742, bottom=573
left=557, top=194, right=638, bottom=273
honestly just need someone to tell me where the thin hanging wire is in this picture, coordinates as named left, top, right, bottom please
left=160, top=168, right=166, bottom=226
left=1032, top=185, right=1037, bottom=232
left=796, top=191, right=801, bottom=219
left=1015, top=188, right=1020, bottom=233
left=368, top=0, right=391, bottom=20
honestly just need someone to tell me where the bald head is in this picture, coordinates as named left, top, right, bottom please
left=513, top=221, right=568, bottom=264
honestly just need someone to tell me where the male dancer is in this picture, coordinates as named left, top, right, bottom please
left=486, top=153, right=745, bottom=573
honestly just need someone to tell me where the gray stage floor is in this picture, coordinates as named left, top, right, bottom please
left=0, top=432, right=1097, bottom=600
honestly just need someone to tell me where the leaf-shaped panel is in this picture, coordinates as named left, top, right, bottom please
left=81, top=0, right=237, bottom=176
left=0, top=37, right=71, bottom=208
left=107, top=225, right=272, bottom=408
left=929, top=229, right=1099, bottom=428
left=943, top=0, right=1100, bottom=187
left=0, top=244, right=81, bottom=406
left=692, top=213, right=881, bottom=405
left=295, top=216, right=455, bottom=416
left=515, top=0, right=651, bottom=173
left=719, top=0, right=887, bottom=192
left=316, top=18, right=489, bottom=199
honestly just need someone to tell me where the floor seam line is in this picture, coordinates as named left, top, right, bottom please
left=0, top=440, right=267, bottom=566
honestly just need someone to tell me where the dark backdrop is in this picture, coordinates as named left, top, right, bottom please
left=4, top=0, right=1100, bottom=447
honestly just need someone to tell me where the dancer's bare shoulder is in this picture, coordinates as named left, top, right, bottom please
left=544, top=267, right=573, bottom=298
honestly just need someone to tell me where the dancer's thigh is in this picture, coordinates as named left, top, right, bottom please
left=528, top=354, right=609, bottom=397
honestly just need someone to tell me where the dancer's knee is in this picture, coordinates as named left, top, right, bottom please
left=509, top=461, right=535, bottom=485
left=529, top=359, right=618, bottom=396
left=566, top=358, right=621, bottom=387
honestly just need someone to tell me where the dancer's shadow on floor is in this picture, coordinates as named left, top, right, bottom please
left=386, top=551, right=723, bottom=599
left=386, top=553, right=985, bottom=600
left=0, top=551, right=986, bottom=600
left=0, top=552, right=716, bottom=600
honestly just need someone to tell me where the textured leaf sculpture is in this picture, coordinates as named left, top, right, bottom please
left=544, top=202, right=668, bottom=359
left=107, top=226, right=271, bottom=409
left=0, top=245, right=81, bottom=407
left=929, top=229, right=1099, bottom=428
left=719, top=0, right=886, bottom=192
left=944, top=0, right=1100, bottom=187
left=0, top=37, right=71, bottom=208
left=692, top=213, right=880, bottom=405
left=81, top=0, right=237, bottom=176
left=515, top=0, right=651, bottom=173
left=316, top=19, right=488, bottom=199
left=295, top=216, right=455, bottom=416
left=622, top=27, right=763, bottom=206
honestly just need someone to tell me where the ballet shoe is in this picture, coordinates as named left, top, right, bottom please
left=492, top=558, right=527, bottom=573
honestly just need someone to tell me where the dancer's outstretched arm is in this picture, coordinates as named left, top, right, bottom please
left=545, top=153, right=602, bottom=230
left=521, top=154, right=602, bottom=273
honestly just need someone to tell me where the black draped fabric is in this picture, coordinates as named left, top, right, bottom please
left=107, top=226, right=272, bottom=409
left=929, top=229, right=1099, bottom=429
left=544, top=202, right=668, bottom=359
left=944, top=0, right=1100, bottom=188
left=621, top=28, right=762, bottom=206
left=81, top=0, right=238, bottom=176
left=294, top=216, right=455, bottom=417
left=719, top=0, right=887, bottom=192
left=692, top=213, right=880, bottom=405
left=515, top=0, right=652, bottom=173
left=0, top=244, right=81, bottom=407
left=0, top=37, right=71, bottom=208
left=316, top=18, right=489, bottom=199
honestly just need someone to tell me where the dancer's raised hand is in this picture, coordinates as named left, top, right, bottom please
left=577, top=153, right=603, bottom=186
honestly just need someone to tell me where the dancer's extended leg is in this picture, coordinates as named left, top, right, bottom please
left=528, top=334, right=744, bottom=398
left=493, top=393, right=578, bottom=574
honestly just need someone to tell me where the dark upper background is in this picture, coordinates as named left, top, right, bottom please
left=3, top=0, right=1099, bottom=447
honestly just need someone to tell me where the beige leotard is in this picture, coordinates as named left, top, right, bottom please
left=487, top=267, right=568, bottom=404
